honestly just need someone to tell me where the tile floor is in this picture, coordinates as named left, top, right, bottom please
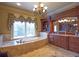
left=20, top=44, right=79, bottom=57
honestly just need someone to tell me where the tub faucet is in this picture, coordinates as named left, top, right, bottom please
left=20, top=39, right=22, bottom=43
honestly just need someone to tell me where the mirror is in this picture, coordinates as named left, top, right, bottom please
left=58, top=17, right=78, bottom=33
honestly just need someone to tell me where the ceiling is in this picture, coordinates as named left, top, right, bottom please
left=0, top=2, right=79, bottom=16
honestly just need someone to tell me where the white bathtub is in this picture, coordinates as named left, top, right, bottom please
left=0, top=36, right=47, bottom=47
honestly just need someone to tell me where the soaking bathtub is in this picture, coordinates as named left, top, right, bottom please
left=0, top=37, right=48, bottom=56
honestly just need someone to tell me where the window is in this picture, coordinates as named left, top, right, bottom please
left=26, top=22, right=35, bottom=37
left=54, top=25, right=57, bottom=32
left=13, top=21, right=35, bottom=38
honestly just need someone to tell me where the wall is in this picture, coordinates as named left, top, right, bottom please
left=56, top=6, right=79, bottom=19
left=0, top=5, right=41, bottom=41
left=0, top=12, right=9, bottom=34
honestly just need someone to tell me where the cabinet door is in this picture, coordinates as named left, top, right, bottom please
left=53, top=35, right=69, bottom=49
left=59, top=36, right=69, bottom=49
left=48, top=34, right=54, bottom=44
left=69, top=37, right=79, bottom=53
left=48, top=35, right=60, bottom=46
left=54, top=35, right=60, bottom=46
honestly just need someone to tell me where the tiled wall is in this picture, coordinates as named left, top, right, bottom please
left=40, top=32, right=48, bottom=39
left=0, top=35, right=3, bottom=44
left=0, top=34, right=11, bottom=43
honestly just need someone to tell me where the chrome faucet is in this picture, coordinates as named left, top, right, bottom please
left=19, top=39, right=22, bottom=43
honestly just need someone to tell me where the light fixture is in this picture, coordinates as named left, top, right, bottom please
left=71, top=19, right=75, bottom=22
left=58, top=17, right=77, bottom=23
left=73, top=24, right=78, bottom=26
left=64, top=19, right=68, bottom=22
left=16, top=3, right=21, bottom=6
left=58, top=20, right=64, bottom=23
left=33, top=2, right=48, bottom=16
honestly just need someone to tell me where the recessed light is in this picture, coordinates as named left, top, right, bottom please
left=16, top=3, right=21, bottom=6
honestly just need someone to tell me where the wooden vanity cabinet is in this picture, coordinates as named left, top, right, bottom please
left=48, top=33, right=79, bottom=53
left=69, top=37, right=79, bottom=53
left=48, top=34, right=69, bottom=49
left=53, top=35, right=60, bottom=46
left=53, top=35, right=69, bottom=49
left=58, top=36, right=69, bottom=49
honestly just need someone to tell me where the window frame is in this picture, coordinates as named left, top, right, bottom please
left=11, top=21, right=36, bottom=39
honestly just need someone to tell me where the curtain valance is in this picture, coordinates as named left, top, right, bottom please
left=8, top=13, right=37, bottom=30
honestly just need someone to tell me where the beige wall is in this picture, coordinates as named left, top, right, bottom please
left=0, top=12, right=9, bottom=34
left=0, top=5, right=41, bottom=40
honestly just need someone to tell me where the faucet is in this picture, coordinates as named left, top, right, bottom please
left=19, top=39, right=22, bottom=43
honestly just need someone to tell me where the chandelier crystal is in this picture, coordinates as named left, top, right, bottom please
left=33, top=2, right=48, bottom=16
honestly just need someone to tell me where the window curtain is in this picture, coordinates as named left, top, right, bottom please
left=8, top=13, right=37, bottom=31
left=8, top=13, right=16, bottom=31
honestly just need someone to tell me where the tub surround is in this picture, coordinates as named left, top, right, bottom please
left=0, top=37, right=47, bottom=47
left=0, top=35, right=3, bottom=44
left=0, top=37, right=48, bottom=56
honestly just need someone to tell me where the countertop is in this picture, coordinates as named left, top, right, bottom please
left=49, top=33, right=79, bottom=37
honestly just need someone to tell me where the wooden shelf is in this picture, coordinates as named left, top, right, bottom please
left=41, top=19, right=48, bottom=32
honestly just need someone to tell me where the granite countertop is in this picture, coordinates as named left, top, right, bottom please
left=50, top=33, right=79, bottom=37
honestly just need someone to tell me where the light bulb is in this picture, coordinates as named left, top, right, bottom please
left=44, top=6, right=48, bottom=10
left=34, top=5, right=38, bottom=8
left=43, top=9, right=45, bottom=12
left=72, top=19, right=75, bottom=22
left=40, top=3, right=44, bottom=7
left=16, top=3, right=21, bottom=6
left=64, top=19, right=68, bottom=22
left=58, top=20, right=61, bottom=23
left=61, top=20, right=64, bottom=22
left=73, top=24, right=78, bottom=26
left=33, top=8, right=35, bottom=11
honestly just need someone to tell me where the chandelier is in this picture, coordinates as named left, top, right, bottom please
left=33, top=2, right=48, bottom=16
